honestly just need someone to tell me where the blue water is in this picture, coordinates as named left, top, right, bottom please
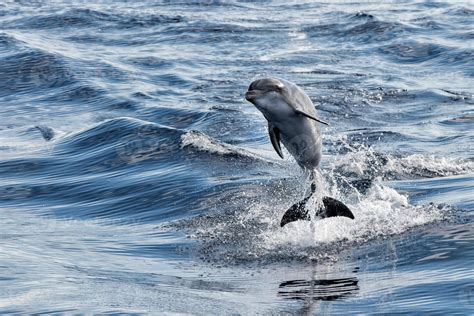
left=0, top=1, right=473, bottom=314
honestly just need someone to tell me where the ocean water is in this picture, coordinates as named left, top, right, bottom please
left=0, top=0, right=473, bottom=314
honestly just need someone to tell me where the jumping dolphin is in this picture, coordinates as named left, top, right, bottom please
left=245, top=77, right=354, bottom=227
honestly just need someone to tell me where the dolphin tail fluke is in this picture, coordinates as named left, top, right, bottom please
left=280, top=196, right=311, bottom=227
left=280, top=196, right=354, bottom=227
left=318, top=197, right=355, bottom=220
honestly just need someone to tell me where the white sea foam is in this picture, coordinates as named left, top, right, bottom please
left=326, top=142, right=474, bottom=179
left=385, top=154, right=474, bottom=177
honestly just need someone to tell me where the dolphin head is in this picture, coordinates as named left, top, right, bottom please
left=245, top=78, right=284, bottom=101
left=245, top=78, right=293, bottom=120
left=246, top=77, right=329, bottom=126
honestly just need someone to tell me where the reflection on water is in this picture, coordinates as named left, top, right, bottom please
left=278, top=275, right=359, bottom=301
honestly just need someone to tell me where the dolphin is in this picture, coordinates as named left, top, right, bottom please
left=245, top=77, right=355, bottom=227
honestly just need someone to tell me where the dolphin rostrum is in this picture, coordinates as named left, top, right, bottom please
left=245, top=77, right=354, bottom=227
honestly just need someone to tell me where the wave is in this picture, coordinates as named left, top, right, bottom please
left=0, top=117, right=184, bottom=176
left=378, top=41, right=473, bottom=66
left=378, top=41, right=445, bottom=64
left=4, top=8, right=185, bottom=30
left=344, top=20, right=412, bottom=42
left=56, top=117, right=182, bottom=160
left=180, top=130, right=267, bottom=162
left=0, top=32, right=21, bottom=53
left=0, top=118, right=210, bottom=221
left=303, top=16, right=413, bottom=43
left=445, top=6, right=474, bottom=16
left=0, top=49, right=75, bottom=97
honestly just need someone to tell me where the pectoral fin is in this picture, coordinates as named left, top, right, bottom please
left=294, top=109, right=329, bottom=126
left=268, top=123, right=284, bottom=159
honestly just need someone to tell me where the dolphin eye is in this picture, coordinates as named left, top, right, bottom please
left=265, top=83, right=282, bottom=92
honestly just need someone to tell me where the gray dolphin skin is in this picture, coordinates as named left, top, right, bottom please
left=245, top=77, right=355, bottom=227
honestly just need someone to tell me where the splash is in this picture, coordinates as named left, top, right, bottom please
left=179, top=173, right=453, bottom=265
left=262, top=182, right=448, bottom=254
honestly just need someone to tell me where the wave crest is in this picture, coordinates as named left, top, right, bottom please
left=180, top=130, right=264, bottom=161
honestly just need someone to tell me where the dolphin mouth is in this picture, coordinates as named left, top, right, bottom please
left=245, top=90, right=262, bottom=101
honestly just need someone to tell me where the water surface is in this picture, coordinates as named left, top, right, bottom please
left=0, top=1, right=473, bottom=314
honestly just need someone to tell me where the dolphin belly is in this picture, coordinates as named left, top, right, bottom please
left=277, top=116, right=322, bottom=169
